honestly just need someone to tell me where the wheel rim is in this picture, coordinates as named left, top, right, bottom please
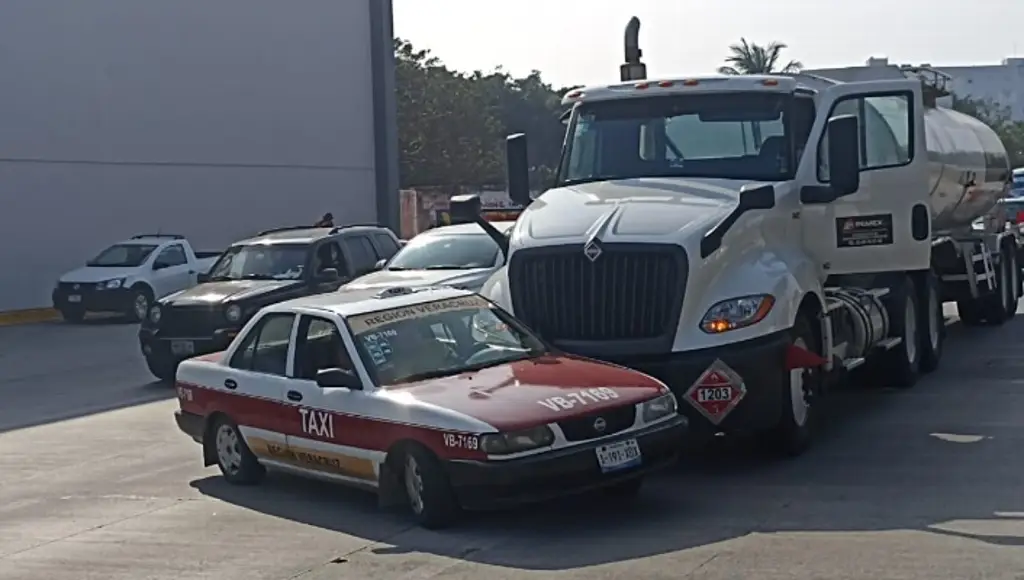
left=789, top=337, right=810, bottom=427
left=904, top=295, right=918, bottom=363
left=928, top=283, right=940, bottom=351
left=134, top=294, right=149, bottom=320
left=404, top=455, right=425, bottom=514
left=215, top=424, right=243, bottom=475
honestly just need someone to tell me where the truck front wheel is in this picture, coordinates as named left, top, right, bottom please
left=770, top=315, right=821, bottom=457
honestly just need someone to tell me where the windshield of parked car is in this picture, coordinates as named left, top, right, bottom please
left=346, top=294, right=548, bottom=387
left=86, top=243, right=159, bottom=267
left=386, top=233, right=500, bottom=270
left=557, top=92, right=795, bottom=185
left=206, top=243, right=307, bottom=281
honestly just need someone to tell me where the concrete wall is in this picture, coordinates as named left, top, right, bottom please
left=0, top=0, right=397, bottom=311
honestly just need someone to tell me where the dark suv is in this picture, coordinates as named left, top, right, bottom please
left=138, top=224, right=401, bottom=381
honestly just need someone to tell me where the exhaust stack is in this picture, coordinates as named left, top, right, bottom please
left=620, top=17, right=647, bottom=81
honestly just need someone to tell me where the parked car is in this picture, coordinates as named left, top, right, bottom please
left=138, top=224, right=402, bottom=382
left=343, top=221, right=515, bottom=293
left=1012, top=167, right=1024, bottom=197
left=172, top=286, right=687, bottom=528
left=52, top=234, right=221, bottom=323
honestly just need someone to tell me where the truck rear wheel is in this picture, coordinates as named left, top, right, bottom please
left=919, top=272, right=945, bottom=374
left=986, top=246, right=1017, bottom=324
left=877, top=276, right=921, bottom=388
left=769, top=314, right=820, bottom=457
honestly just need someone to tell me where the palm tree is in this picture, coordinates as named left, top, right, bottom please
left=718, top=39, right=803, bottom=75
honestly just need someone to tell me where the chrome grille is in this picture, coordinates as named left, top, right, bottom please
left=159, top=306, right=219, bottom=337
left=508, top=243, right=687, bottom=342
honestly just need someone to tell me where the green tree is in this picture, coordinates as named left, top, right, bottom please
left=717, top=39, right=803, bottom=75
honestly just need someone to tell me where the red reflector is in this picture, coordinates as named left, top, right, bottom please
left=1015, top=210, right=1024, bottom=224
left=785, top=344, right=827, bottom=370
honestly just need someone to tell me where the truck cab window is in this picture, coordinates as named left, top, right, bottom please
left=155, top=244, right=187, bottom=267
left=818, top=93, right=911, bottom=181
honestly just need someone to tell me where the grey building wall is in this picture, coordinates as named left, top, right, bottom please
left=0, top=0, right=398, bottom=311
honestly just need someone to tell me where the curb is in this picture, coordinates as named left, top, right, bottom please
left=0, top=308, right=62, bottom=327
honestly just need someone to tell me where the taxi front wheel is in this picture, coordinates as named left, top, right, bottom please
left=402, top=446, right=460, bottom=529
left=210, top=417, right=265, bottom=485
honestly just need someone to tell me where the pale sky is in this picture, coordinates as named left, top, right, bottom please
left=393, top=0, right=1024, bottom=88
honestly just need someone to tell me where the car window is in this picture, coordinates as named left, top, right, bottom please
left=373, top=233, right=401, bottom=259
left=293, top=316, right=355, bottom=380
left=86, top=244, right=158, bottom=267
left=229, top=313, right=295, bottom=375
left=342, top=236, right=378, bottom=274
left=155, top=244, right=187, bottom=267
left=313, top=241, right=348, bottom=276
left=346, top=295, right=547, bottom=387
left=387, top=234, right=499, bottom=270
left=207, top=243, right=308, bottom=281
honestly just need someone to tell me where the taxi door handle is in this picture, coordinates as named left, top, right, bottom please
left=287, top=390, right=303, bottom=402
left=224, top=379, right=237, bottom=390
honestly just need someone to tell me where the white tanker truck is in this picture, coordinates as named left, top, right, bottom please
left=451, top=17, right=1019, bottom=456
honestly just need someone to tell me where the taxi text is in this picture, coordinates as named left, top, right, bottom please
left=538, top=388, right=619, bottom=411
left=299, top=408, right=335, bottom=439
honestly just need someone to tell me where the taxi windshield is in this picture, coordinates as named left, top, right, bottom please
left=346, top=295, right=548, bottom=387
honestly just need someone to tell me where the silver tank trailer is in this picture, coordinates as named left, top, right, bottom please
left=924, top=106, right=1010, bottom=233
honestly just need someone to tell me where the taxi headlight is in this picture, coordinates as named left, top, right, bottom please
left=641, top=393, right=677, bottom=423
left=149, top=305, right=162, bottom=324
left=700, top=294, right=775, bottom=334
left=225, top=304, right=242, bottom=322
left=479, top=425, right=554, bottom=455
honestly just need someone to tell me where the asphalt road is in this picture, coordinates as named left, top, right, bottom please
left=2, top=308, right=1024, bottom=580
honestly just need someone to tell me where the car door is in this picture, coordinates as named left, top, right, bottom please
left=309, top=240, right=349, bottom=294
left=283, top=314, right=379, bottom=482
left=220, top=312, right=298, bottom=461
left=340, top=235, right=379, bottom=278
left=150, top=244, right=193, bottom=297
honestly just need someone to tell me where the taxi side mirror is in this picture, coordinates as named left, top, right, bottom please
left=316, top=368, right=363, bottom=390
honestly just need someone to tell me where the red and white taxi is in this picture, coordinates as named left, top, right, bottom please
left=173, top=286, right=687, bottom=528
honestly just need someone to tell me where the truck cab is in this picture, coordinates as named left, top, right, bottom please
left=471, top=18, right=1016, bottom=456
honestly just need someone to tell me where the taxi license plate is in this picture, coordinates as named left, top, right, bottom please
left=170, top=340, right=195, bottom=356
left=596, top=439, right=642, bottom=473
left=67, top=295, right=82, bottom=303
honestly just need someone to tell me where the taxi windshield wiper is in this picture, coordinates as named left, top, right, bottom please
left=396, top=354, right=537, bottom=384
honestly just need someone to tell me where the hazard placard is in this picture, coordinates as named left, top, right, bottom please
left=683, top=359, right=746, bottom=425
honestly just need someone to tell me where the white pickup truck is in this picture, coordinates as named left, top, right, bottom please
left=52, top=234, right=221, bottom=323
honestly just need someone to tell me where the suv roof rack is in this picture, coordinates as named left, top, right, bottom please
left=256, top=225, right=319, bottom=236
left=328, top=223, right=387, bottom=235
left=131, top=233, right=184, bottom=239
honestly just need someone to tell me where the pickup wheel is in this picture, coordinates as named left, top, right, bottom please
left=144, top=354, right=178, bottom=383
left=127, top=286, right=153, bottom=323
left=210, top=417, right=265, bottom=485
left=401, top=445, right=460, bottom=529
left=59, top=307, right=85, bottom=323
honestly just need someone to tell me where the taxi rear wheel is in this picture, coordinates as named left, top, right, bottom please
left=402, top=446, right=459, bottom=529
left=210, top=417, right=265, bottom=485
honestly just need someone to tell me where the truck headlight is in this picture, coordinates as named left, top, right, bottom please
left=225, top=304, right=242, bottom=322
left=700, top=294, right=775, bottom=334
left=480, top=425, right=554, bottom=455
left=149, top=305, right=162, bottom=324
left=640, top=393, right=677, bottom=422
left=101, top=278, right=125, bottom=289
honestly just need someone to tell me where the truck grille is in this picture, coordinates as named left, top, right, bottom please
left=558, top=405, right=637, bottom=442
left=160, top=306, right=219, bottom=337
left=508, top=243, right=687, bottom=342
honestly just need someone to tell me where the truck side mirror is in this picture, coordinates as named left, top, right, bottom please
left=827, top=114, right=861, bottom=197
left=506, top=133, right=531, bottom=207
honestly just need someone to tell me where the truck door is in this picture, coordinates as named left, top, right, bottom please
left=797, top=79, right=931, bottom=276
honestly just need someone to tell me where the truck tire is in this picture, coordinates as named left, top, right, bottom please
left=769, top=314, right=821, bottom=457
left=919, top=272, right=945, bottom=374
left=877, top=275, right=921, bottom=388
left=985, top=245, right=1017, bottom=324
left=126, top=285, right=153, bottom=323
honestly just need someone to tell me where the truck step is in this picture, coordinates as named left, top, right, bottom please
left=877, top=337, right=903, bottom=350
left=842, top=357, right=866, bottom=370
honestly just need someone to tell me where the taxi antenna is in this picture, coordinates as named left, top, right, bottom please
left=620, top=17, right=647, bottom=82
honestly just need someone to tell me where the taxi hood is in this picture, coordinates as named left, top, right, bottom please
left=344, top=267, right=496, bottom=292
left=513, top=177, right=767, bottom=246
left=388, top=355, right=667, bottom=432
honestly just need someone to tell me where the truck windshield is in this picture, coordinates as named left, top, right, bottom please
left=206, top=244, right=307, bottom=281
left=557, top=92, right=795, bottom=185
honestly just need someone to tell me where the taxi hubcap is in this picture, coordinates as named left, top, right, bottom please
left=404, top=455, right=425, bottom=514
left=216, top=424, right=243, bottom=474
